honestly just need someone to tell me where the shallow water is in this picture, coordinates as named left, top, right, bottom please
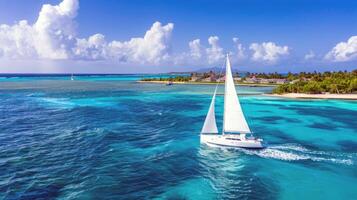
left=0, top=75, right=356, bottom=200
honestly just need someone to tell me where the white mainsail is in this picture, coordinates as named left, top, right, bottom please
left=201, top=87, right=218, bottom=134
left=223, top=55, right=251, bottom=133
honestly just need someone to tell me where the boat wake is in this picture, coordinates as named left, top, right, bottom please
left=239, top=143, right=354, bottom=165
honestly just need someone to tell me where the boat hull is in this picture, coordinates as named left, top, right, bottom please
left=200, top=134, right=265, bottom=149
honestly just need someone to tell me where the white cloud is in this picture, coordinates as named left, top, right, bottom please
left=304, top=50, right=315, bottom=60
left=1, top=0, right=323, bottom=69
left=188, top=39, right=202, bottom=60
left=173, top=36, right=224, bottom=66
left=74, top=22, right=174, bottom=64
left=325, top=36, right=357, bottom=62
left=0, top=0, right=78, bottom=59
left=0, top=0, right=174, bottom=65
left=249, top=42, right=289, bottom=63
left=105, top=22, right=174, bottom=64
left=34, top=0, right=79, bottom=59
left=0, top=20, right=35, bottom=58
left=74, top=34, right=107, bottom=60
left=206, top=36, right=224, bottom=64
left=232, top=37, right=245, bottom=59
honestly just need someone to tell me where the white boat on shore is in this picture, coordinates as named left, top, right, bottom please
left=200, top=55, right=265, bottom=149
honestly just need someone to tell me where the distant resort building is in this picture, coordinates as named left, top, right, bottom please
left=290, top=79, right=300, bottom=84
left=275, top=79, right=289, bottom=84
left=190, top=73, right=200, bottom=82
left=189, top=72, right=289, bottom=84
left=190, top=71, right=217, bottom=82
left=244, top=76, right=258, bottom=83
left=217, top=76, right=226, bottom=82
left=201, top=71, right=217, bottom=82
left=233, top=77, right=242, bottom=82
left=259, top=78, right=288, bottom=84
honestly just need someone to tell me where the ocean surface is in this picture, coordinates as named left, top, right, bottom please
left=0, top=75, right=356, bottom=200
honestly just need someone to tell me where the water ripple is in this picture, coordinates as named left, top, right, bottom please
left=1, top=79, right=357, bottom=199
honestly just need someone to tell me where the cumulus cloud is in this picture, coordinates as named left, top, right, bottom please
left=304, top=50, right=315, bottom=60
left=0, top=0, right=78, bottom=59
left=0, top=0, right=174, bottom=65
left=74, top=22, right=174, bottom=64
left=34, top=0, right=79, bottom=59
left=0, top=20, right=35, bottom=58
left=249, top=42, right=289, bottom=63
left=1, top=0, right=311, bottom=68
left=105, top=22, right=173, bottom=64
left=206, top=36, right=224, bottom=64
left=232, top=37, right=245, bottom=59
left=325, top=36, right=357, bottom=62
left=74, top=33, right=107, bottom=60
left=188, top=39, right=202, bottom=60
left=174, top=36, right=226, bottom=66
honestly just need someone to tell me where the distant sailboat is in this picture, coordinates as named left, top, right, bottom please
left=200, top=55, right=265, bottom=149
left=70, top=74, right=74, bottom=81
left=166, top=81, right=173, bottom=86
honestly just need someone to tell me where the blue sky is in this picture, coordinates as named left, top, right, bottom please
left=0, top=0, right=357, bottom=73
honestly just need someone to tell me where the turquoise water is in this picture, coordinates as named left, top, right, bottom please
left=0, top=75, right=356, bottom=199
left=0, top=74, right=182, bottom=82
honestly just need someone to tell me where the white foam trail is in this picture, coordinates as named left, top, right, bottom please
left=239, top=143, right=354, bottom=165
left=270, top=144, right=310, bottom=152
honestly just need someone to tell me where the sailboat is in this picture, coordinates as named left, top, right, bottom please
left=70, top=74, right=74, bottom=81
left=200, top=55, right=265, bottom=149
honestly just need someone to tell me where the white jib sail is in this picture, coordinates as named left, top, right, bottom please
left=223, top=55, right=251, bottom=133
left=201, top=87, right=218, bottom=134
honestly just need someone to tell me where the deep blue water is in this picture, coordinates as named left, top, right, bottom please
left=0, top=75, right=356, bottom=200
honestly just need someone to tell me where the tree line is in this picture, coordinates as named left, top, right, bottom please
left=141, top=76, right=191, bottom=82
left=273, top=70, right=357, bottom=94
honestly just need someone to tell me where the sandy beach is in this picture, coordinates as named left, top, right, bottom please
left=265, top=93, right=357, bottom=100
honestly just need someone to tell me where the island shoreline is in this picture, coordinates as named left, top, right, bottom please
left=137, top=80, right=277, bottom=87
left=138, top=81, right=357, bottom=100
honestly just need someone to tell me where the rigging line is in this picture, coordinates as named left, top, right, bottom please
left=221, top=54, right=229, bottom=134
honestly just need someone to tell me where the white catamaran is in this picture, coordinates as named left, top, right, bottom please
left=200, top=55, right=265, bottom=149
